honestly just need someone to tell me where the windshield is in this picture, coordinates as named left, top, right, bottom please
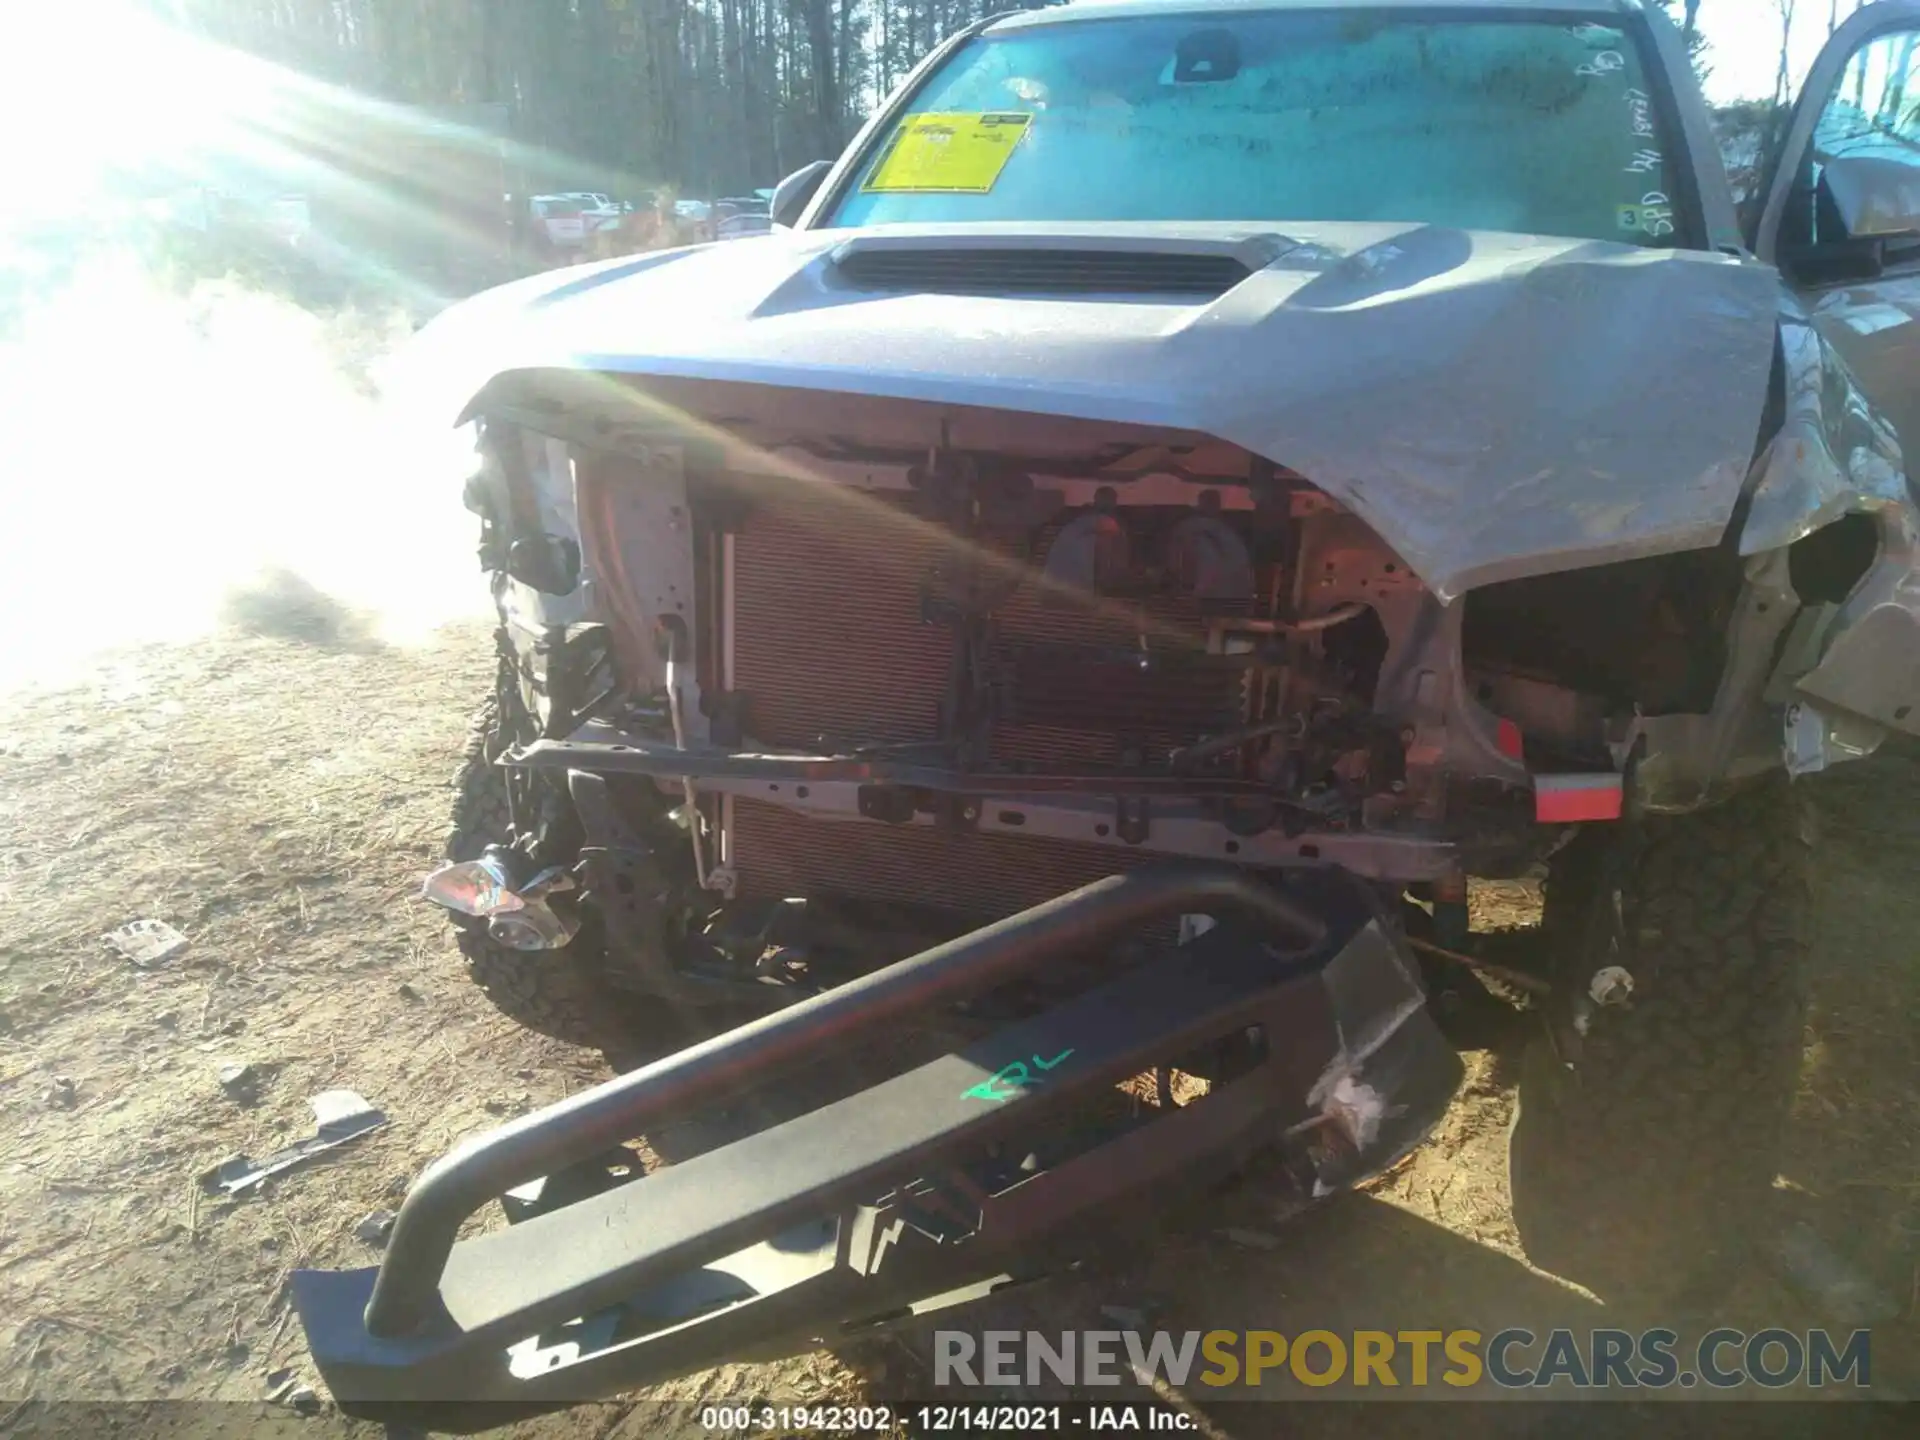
left=827, top=10, right=1686, bottom=246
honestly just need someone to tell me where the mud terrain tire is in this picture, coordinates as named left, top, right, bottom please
left=445, top=691, right=638, bottom=1051
left=1507, top=777, right=1811, bottom=1305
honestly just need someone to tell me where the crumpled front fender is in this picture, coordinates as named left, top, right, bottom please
left=1740, top=302, right=1910, bottom=557
left=1739, top=300, right=1920, bottom=743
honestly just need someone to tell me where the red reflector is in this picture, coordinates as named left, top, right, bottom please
left=1534, top=774, right=1624, bottom=823
left=1496, top=718, right=1524, bottom=760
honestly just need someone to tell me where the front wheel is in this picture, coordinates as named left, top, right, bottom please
left=1507, top=777, right=1811, bottom=1304
left=444, top=680, right=641, bottom=1051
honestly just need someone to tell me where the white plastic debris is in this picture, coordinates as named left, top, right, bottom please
left=103, top=918, right=190, bottom=968
left=1587, top=965, right=1635, bottom=1007
left=199, top=1090, right=388, bottom=1196
left=1317, top=1074, right=1390, bottom=1151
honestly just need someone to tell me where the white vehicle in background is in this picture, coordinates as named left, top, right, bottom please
left=567, top=191, right=621, bottom=216
left=563, top=192, right=625, bottom=235
left=530, top=194, right=622, bottom=250
left=713, top=194, right=772, bottom=240
left=529, top=195, right=586, bottom=249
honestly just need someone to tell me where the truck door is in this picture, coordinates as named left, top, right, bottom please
left=1756, top=1, right=1920, bottom=454
left=1751, top=2, right=1920, bottom=746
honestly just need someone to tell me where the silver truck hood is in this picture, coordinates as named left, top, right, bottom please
left=407, top=221, right=1783, bottom=600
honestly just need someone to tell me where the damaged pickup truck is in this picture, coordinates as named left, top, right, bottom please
left=298, top=0, right=1920, bottom=1423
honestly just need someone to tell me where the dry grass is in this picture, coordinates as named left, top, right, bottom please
left=0, top=620, right=1912, bottom=1436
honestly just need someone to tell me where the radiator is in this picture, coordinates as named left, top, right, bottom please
left=727, top=488, right=1242, bottom=918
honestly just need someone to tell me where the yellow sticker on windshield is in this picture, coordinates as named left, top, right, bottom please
left=863, top=112, right=1033, bottom=194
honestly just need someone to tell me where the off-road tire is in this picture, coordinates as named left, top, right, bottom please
left=1507, top=776, right=1811, bottom=1306
left=445, top=690, right=639, bottom=1051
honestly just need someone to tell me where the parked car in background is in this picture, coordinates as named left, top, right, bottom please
left=716, top=212, right=772, bottom=240
left=528, top=193, right=625, bottom=253
left=563, top=192, right=624, bottom=228
left=713, top=194, right=772, bottom=240
left=528, top=195, right=587, bottom=250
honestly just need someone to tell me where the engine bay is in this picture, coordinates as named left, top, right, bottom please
left=510, top=436, right=1557, bottom=943
left=725, top=467, right=1412, bottom=819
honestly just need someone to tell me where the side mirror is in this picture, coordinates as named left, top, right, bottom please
left=1820, top=155, right=1920, bottom=240
left=771, top=160, right=833, bottom=230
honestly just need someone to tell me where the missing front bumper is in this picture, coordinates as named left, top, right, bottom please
left=293, top=865, right=1461, bottom=1429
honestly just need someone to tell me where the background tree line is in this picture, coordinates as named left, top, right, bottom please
left=160, top=0, right=1056, bottom=198
left=153, top=1, right=1873, bottom=200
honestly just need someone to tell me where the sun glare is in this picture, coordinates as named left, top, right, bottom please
left=0, top=4, right=248, bottom=221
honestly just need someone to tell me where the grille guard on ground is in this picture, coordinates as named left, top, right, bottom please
left=292, top=866, right=1462, bottom=1430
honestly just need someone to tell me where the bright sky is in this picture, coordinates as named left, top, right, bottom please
left=1696, top=0, right=1868, bottom=105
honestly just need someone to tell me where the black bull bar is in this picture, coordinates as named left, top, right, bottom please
left=293, top=866, right=1462, bottom=1428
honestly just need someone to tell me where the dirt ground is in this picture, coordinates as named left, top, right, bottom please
left=0, top=615, right=1915, bottom=1436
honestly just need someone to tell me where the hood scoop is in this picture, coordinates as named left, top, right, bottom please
left=830, top=241, right=1257, bottom=298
